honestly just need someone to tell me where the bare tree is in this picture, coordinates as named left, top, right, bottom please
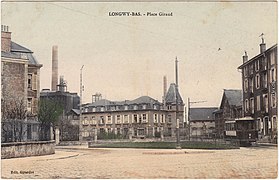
left=1, top=98, right=28, bottom=142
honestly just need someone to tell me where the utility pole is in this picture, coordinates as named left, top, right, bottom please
left=175, top=57, right=181, bottom=149
left=79, top=65, right=84, bottom=141
left=187, top=98, right=206, bottom=140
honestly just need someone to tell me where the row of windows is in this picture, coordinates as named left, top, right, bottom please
left=243, top=53, right=276, bottom=77
left=83, top=104, right=161, bottom=113
left=256, top=116, right=277, bottom=133
left=82, top=114, right=167, bottom=125
left=244, top=68, right=276, bottom=92
left=191, top=127, right=215, bottom=131
left=225, top=122, right=256, bottom=131
left=81, top=127, right=166, bottom=137
left=244, top=93, right=277, bottom=113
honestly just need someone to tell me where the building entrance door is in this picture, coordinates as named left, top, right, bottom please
left=264, top=117, right=269, bottom=136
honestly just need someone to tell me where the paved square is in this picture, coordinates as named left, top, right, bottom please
left=1, top=145, right=278, bottom=179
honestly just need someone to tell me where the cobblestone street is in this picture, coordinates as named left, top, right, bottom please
left=1, top=145, right=278, bottom=179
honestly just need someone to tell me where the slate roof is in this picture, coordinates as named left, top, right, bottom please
left=129, top=96, right=160, bottom=104
left=223, top=89, right=243, bottom=107
left=11, top=41, right=32, bottom=53
left=1, top=51, right=22, bottom=59
left=190, top=107, right=218, bottom=121
left=1, top=41, right=41, bottom=66
left=86, top=96, right=161, bottom=107
left=165, top=83, right=183, bottom=104
left=71, top=109, right=80, bottom=115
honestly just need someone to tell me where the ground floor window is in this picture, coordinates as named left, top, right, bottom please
left=138, top=129, right=145, bottom=136
left=168, top=128, right=172, bottom=135
left=272, top=116, right=277, bottom=130
left=117, top=128, right=121, bottom=134
left=134, top=128, right=137, bottom=136
left=27, top=124, right=32, bottom=140
left=107, top=128, right=111, bottom=133
left=123, top=128, right=129, bottom=137
left=100, top=128, right=105, bottom=134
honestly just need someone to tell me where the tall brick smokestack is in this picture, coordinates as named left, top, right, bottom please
left=162, top=75, right=167, bottom=106
left=51, top=45, right=58, bottom=91
left=163, top=76, right=167, bottom=99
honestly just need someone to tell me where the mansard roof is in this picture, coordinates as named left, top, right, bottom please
left=1, top=41, right=42, bottom=66
left=130, top=96, right=161, bottom=105
left=86, top=96, right=161, bottom=107
left=11, top=41, right=32, bottom=53
left=165, top=83, right=183, bottom=104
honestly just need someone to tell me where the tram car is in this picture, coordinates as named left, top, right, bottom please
left=224, top=117, right=258, bottom=146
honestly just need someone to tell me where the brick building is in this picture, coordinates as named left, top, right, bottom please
left=1, top=25, right=42, bottom=142
left=238, top=39, right=277, bottom=142
left=79, top=83, right=184, bottom=141
left=1, top=25, right=42, bottom=118
left=189, top=107, right=218, bottom=138
left=213, top=89, right=243, bottom=138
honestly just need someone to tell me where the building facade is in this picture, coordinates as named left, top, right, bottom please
left=1, top=25, right=42, bottom=142
left=79, top=83, right=184, bottom=141
left=40, top=89, right=80, bottom=115
left=238, top=40, right=277, bottom=142
left=189, top=107, right=218, bottom=138
left=213, top=89, right=243, bottom=138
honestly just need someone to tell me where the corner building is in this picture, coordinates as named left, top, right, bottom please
left=238, top=39, right=277, bottom=143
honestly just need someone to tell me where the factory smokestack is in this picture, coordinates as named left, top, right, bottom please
left=163, top=76, right=167, bottom=99
left=162, top=75, right=167, bottom=106
left=51, top=45, right=58, bottom=91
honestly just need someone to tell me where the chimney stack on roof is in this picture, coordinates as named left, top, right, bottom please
left=260, top=37, right=266, bottom=54
left=243, top=51, right=248, bottom=63
left=1, top=25, right=11, bottom=52
left=51, top=45, right=58, bottom=91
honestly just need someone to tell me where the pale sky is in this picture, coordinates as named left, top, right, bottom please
left=1, top=1, right=277, bottom=107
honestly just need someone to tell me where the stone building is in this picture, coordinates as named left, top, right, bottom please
left=79, top=83, right=184, bottom=141
left=238, top=39, right=277, bottom=142
left=1, top=25, right=42, bottom=142
left=213, top=89, right=243, bottom=138
left=1, top=25, right=42, bottom=116
left=189, top=107, right=218, bottom=138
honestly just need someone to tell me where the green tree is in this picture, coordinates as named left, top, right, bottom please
left=38, top=99, right=63, bottom=140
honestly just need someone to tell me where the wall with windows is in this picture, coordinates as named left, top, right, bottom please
left=80, top=110, right=170, bottom=140
left=190, top=120, right=215, bottom=137
left=27, top=66, right=41, bottom=116
left=240, top=44, right=277, bottom=140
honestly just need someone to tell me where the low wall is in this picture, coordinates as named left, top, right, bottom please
left=58, top=141, right=86, bottom=146
left=1, top=140, right=55, bottom=159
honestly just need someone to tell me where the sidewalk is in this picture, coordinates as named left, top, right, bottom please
left=255, top=143, right=278, bottom=147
